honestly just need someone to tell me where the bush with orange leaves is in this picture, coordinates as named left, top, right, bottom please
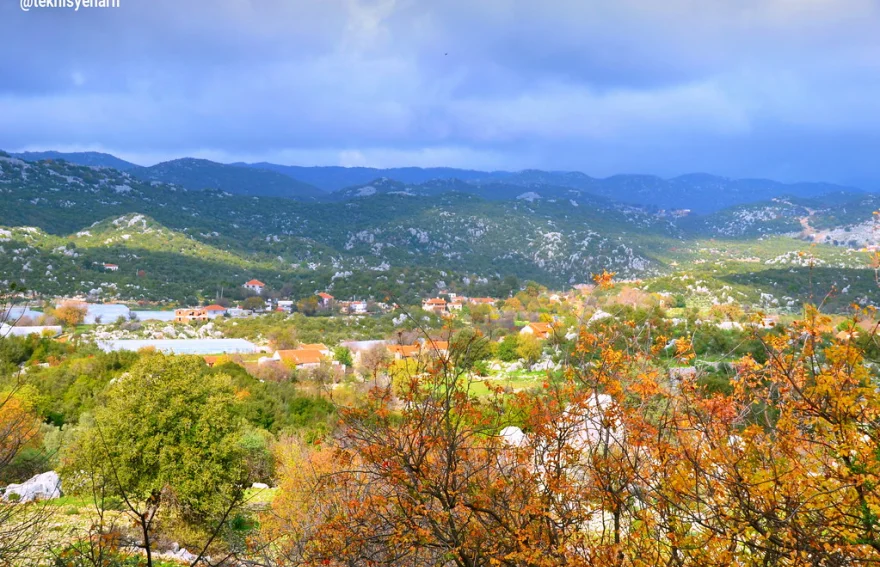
left=0, top=388, right=46, bottom=563
left=261, top=303, right=880, bottom=567
left=0, top=389, right=42, bottom=482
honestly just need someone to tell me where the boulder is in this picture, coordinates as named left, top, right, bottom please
left=251, top=482, right=270, bottom=489
left=499, top=426, right=526, bottom=447
left=171, top=548, right=197, bottom=563
left=2, top=471, right=62, bottom=503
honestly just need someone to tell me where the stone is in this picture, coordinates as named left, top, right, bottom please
left=2, top=471, right=62, bottom=503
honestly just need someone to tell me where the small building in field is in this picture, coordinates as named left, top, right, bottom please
left=244, top=279, right=266, bottom=294
left=103, top=263, right=119, bottom=272
left=519, top=322, right=554, bottom=340
left=317, top=292, right=334, bottom=307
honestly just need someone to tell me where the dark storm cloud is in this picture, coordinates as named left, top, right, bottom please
left=2, top=0, right=880, bottom=182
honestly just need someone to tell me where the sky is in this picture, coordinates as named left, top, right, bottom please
left=2, top=0, right=880, bottom=185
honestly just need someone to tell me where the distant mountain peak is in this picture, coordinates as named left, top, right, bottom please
left=12, top=150, right=139, bottom=170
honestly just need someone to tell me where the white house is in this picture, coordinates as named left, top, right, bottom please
left=243, top=279, right=266, bottom=294
left=341, top=300, right=367, bottom=314
left=422, top=298, right=447, bottom=313
left=520, top=322, right=554, bottom=340
left=202, top=305, right=228, bottom=318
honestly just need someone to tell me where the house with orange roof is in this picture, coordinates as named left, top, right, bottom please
left=422, top=298, right=447, bottom=314
left=519, top=322, right=554, bottom=340
left=388, top=344, right=422, bottom=360
left=297, top=343, right=332, bottom=357
left=423, top=340, right=449, bottom=356
left=244, top=279, right=266, bottom=294
left=203, top=304, right=228, bottom=318
left=447, top=298, right=466, bottom=312
left=317, top=292, right=334, bottom=307
left=103, top=263, right=119, bottom=272
left=272, top=348, right=330, bottom=369
left=469, top=297, right=497, bottom=306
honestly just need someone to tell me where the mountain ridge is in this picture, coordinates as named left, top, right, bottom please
left=6, top=150, right=868, bottom=213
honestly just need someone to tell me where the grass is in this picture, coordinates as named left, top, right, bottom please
left=465, top=375, right=545, bottom=397
left=244, top=486, right=277, bottom=507
left=46, top=495, right=96, bottom=508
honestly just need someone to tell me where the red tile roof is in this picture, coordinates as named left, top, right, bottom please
left=276, top=349, right=325, bottom=366
left=524, top=322, right=554, bottom=338
left=245, top=279, right=266, bottom=287
left=203, top=304, right=227, bottom=311
left=388, top=345, right=421, bottom=358
left=318, top=292, right=334, bottom=300
left=299, top=343, right=330, bottom=353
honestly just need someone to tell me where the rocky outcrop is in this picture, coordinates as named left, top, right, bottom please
left=2, top=471, right=62, bottom=502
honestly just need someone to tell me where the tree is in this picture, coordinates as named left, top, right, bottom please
left=333, top=346, right=353, bottom=369
left=267, top=326, right=298, bottom=350
left=468, top=303, right=494, bottom=325
left=0, top=284, right=50, bottom=564
left=62, top=354, right=249, bottom=567
left=357, top=345, right=391, bottom=387
left=243, top=296, right=266, bottom=312
left=497, top=334, right=519, bottom=362
left=264, top=303, right=880, bottom=567
left=53, top=301, right=87, bottom=328
left=0, top=389, right=47, bottom=563
left=296, top=296, right=319, bottom=316
left=516, top=332, right=542, bottom=369
left=449, top=328, right=493, bottom=371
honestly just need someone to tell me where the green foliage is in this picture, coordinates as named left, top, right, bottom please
left=450, top=328, right=493, bottom=370
left=20, top=350, right=140, bottom=426
left=217, top=312, right=438, bottom=346
left=497, top=334, right=519, bottom=362
left=516, top=333, right=543, bottom=368
left=333, top=346, right=354, bottom=367
left=242, top=296, right=266, bottom=311
left=238, top=426, right=275, bottom=483
left=215, top=361, right=336, bottom=436
left=62, top=354, right=248, bottom=523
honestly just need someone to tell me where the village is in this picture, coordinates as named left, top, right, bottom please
left=1, top=272, right=813, bottom=398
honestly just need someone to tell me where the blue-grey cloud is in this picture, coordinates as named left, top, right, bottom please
left=2, top=0, right=880, bottom=184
